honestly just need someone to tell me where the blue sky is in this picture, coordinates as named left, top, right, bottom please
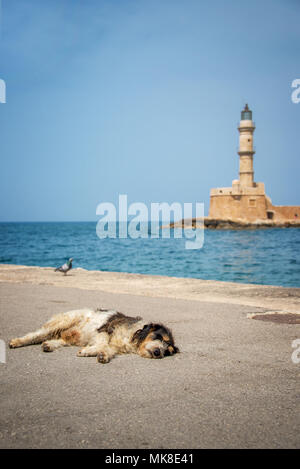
left=0, top=0, right=299, bottom=221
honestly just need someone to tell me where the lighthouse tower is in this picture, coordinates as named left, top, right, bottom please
left=208, top=103, right=300, bottom=223
left=238, top=104, right=255, bottom=187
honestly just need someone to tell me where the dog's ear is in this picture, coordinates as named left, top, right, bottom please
left=131, top=323, right=154, bottom=344
left=142, top=323, right=154, bottom=331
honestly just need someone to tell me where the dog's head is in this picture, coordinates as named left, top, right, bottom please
left=131, top=323, right=179, bottom=359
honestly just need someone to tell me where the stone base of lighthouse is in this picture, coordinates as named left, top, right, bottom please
left=209, top=182, right=266, bottom=221
left=209, top=181, right=300, bottom=222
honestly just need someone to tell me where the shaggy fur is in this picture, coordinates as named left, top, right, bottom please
left=9, top=308, right=179, bottom=363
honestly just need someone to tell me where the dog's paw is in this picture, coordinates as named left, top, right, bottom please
left=97, top=352, right=110, bottom=364
left=9, top=338, right=22, bottom=349
left=42, top=342, right=53, bottom=352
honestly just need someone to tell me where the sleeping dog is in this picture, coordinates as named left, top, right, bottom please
left=9, top=308, right=179, bottom=363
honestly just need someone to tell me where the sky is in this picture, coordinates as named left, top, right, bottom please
left=0, top=0, right=299, bottom=221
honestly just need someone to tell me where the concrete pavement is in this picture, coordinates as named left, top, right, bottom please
left=0, top=280, right=299, bottom=448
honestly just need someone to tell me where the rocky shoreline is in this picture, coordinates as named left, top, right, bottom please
left=165, top=217, right=300, bottom=230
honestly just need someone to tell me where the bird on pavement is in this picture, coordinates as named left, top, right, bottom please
left=54, top=258, right=73, bottom=275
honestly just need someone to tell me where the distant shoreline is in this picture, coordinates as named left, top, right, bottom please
left=163, top=217, right=300, bottom=230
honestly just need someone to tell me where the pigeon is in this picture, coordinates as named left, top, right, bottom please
left=55, top=258, right=73, bottom=275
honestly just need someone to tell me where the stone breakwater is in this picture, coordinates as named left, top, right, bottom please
left=0, top=264, right=299, bottom=313
left=165, top=217, right=300, bottom=230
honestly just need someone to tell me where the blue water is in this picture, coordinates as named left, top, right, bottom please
left=0, top=222, right=299, bottom=287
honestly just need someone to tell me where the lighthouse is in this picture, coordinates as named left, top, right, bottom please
left=238, top=104, right=255, bottom=187
left=208, top=103, right=300, bottom=223
left=209, top=103, right=267, bottom=221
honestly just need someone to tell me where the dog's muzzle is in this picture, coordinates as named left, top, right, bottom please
left=151, top=347, right=175, bottom=358
left=152, top=348, right=162, bottom=358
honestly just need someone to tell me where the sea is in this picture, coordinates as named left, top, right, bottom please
left=0, top=222, right=299, bottom=288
